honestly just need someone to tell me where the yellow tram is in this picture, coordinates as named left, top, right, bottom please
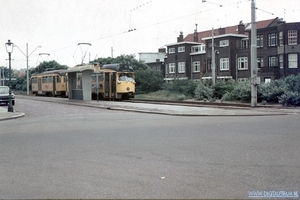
left=31, top=70, right=68, bottom=97
left=91, top=63, right=135, bottom=100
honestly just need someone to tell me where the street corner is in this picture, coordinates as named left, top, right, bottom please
left=0, top=107, right=25, bottom=121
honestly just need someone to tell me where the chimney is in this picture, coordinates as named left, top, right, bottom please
left=177, top=31, right=184, bottom=42
left=194, top=23, right=198, bottom=42
left=218, top=27, right=225, bottom=35
left=238, top=20, right=245, bottom=34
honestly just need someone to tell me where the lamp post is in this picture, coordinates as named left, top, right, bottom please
left=5, top=40, right=14, bottom=112
left=14, top=43, right=41, bottom=95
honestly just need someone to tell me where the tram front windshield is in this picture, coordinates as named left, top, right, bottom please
left=119, top=73, right=134, bottom=82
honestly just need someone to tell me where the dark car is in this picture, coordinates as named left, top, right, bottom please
left=0, top=86, right=15, bottom=105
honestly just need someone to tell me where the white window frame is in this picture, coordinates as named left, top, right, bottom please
left=288, top=54, right=298, bottom=68
left=168, top=63, right=175, bottom=73
left=220, top=58, right=229, bottom=71
left=178, top=46, right=185, bottom=53
left=268, top=33, right=278, bottom=47
left=279, top=54, right=284, bottom=69
left=279, top=31, right=283, bottom=46
left=238, top=78, right=249, bottom=82
left=257, top=35, right=263, bottom=47
left=241, top=38, right=249, bottom=49
left=288, top=30, right=298, bottom=45
left=268, top=56, right=278, bottom=67
left=238, top=57, right=248, bottom=70
left=193, top=61, right=200, bottom=72
left=257, top=57, right=264, bottom=68
left=168, top=48, right=175, bottom=54
left=220, top=40, right=229, bottom=47
left=191, top=45, right=206, bottom=53
left=178, top=62, right=185, bottom=73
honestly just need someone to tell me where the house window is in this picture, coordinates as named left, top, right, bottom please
left=220, top=58, right=229, bottom=70
left=279, top=55, right=284, bottom=69
left=238, top=78, right=249, bottom=82
left=168, top=63, right=175, bottom=73
left=268, top=33, right=278, bottom=47
left=220, top=40, right=229, bottom=47
left=241, top=39, right=249, bottom=49
left=168, top=48, right=175, bottom=54
left=288, top=30, right=298, bottom=45
left=264, top=78, right=271, bottom=83
left=238, top=57, right=248, bottom=70
left=191, top=45, right=206, bottom=53
left=288, top=54, right=298, bottom=68
left=178, top=62, right=185, bottom=73
left=268, top=56, right=278, bottom=66
left=257, top=57, right=264, bottom=68
left=257, top=35, right=263, bottom=47
left=193, top=61, right=200, bottom=72
left=279, top=31, right=283, bottom=46
left=178, top=46, right=185, bottom=53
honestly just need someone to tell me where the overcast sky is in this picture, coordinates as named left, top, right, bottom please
left=1, top=0, right=299, bottom=70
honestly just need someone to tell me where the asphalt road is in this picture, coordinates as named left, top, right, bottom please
left=0, top=99, right=299, bottom=199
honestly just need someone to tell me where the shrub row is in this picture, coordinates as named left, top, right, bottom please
left=162, top=74, right=300, bottom=106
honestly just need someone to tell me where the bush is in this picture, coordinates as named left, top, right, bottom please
left=194, top=82, right=214, bottom=100
left=284, top=74, right=300, bottom=92
left=258, top=79, right=287, bottom=102
left=212, top=79, right=236, bottom=99
left=278, top=91, right=300, bottom=106
left=163, top=79, right=197, bottom=96
left=221, top=81, right=251, bottom=102
left=135, top=68, right=164, bottom=94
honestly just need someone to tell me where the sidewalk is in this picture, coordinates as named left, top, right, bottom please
left=0, top=106, right=25, bottom=121
left=0, top=96, right=298, bottom=121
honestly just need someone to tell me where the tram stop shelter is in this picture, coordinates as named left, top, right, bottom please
left=67, top=64, right=95, bottom=101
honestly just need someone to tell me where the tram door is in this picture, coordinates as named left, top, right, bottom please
left=38, top=77, right=42, bottom=94
left=104, top=72, right=110, bottom=98
left=104, top=72, right=117, bottom=99
left=53, top=76, right=56, bottom=96
left=111, top=72, right=116, bottom=98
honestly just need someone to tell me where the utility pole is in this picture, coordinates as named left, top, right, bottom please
left=14, top=44, right=41, bottom=95
left=250, top=0, right=258, bottom=107
left=211, top=28, right=216, bottom=84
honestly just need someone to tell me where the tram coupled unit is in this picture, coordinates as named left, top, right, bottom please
left=31, top=70, right=68, bottom=97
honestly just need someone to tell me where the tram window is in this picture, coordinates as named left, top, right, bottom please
left=92, top=73, right=103, bottom=82
left=57, top=76, right=61, bottom=83
left=119, top=73, right=134, bottom=82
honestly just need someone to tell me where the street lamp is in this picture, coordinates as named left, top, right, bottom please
left=14, top=43, right=41, bottom=95
left=5, top=39, right=14, bottom=112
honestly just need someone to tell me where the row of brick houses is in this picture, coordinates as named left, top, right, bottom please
left=140, top=17, right=300, bottom=83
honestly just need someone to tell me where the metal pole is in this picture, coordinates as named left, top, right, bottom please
left=251, top=0, right=257, bottom=107
left=8, top=52, right=13, bottom=112
left=14, top=44, right=41, bottom=96
left=211, top=28, right=216, bottom=84
left=96, top=72, right=99, bottom=102
left=26, top=43, right=29, bottom=95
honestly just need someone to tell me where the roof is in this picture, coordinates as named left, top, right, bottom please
left=184, top=18, right=277, bottom=43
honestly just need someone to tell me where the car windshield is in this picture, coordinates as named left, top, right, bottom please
left=0, top=87, right=9, bottom=94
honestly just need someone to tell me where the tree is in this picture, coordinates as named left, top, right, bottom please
left=93, top=54, right=148, bottom=70
left=135, top=68, right=164, bottom=94
left=31, top=60, right=69, bottom=74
